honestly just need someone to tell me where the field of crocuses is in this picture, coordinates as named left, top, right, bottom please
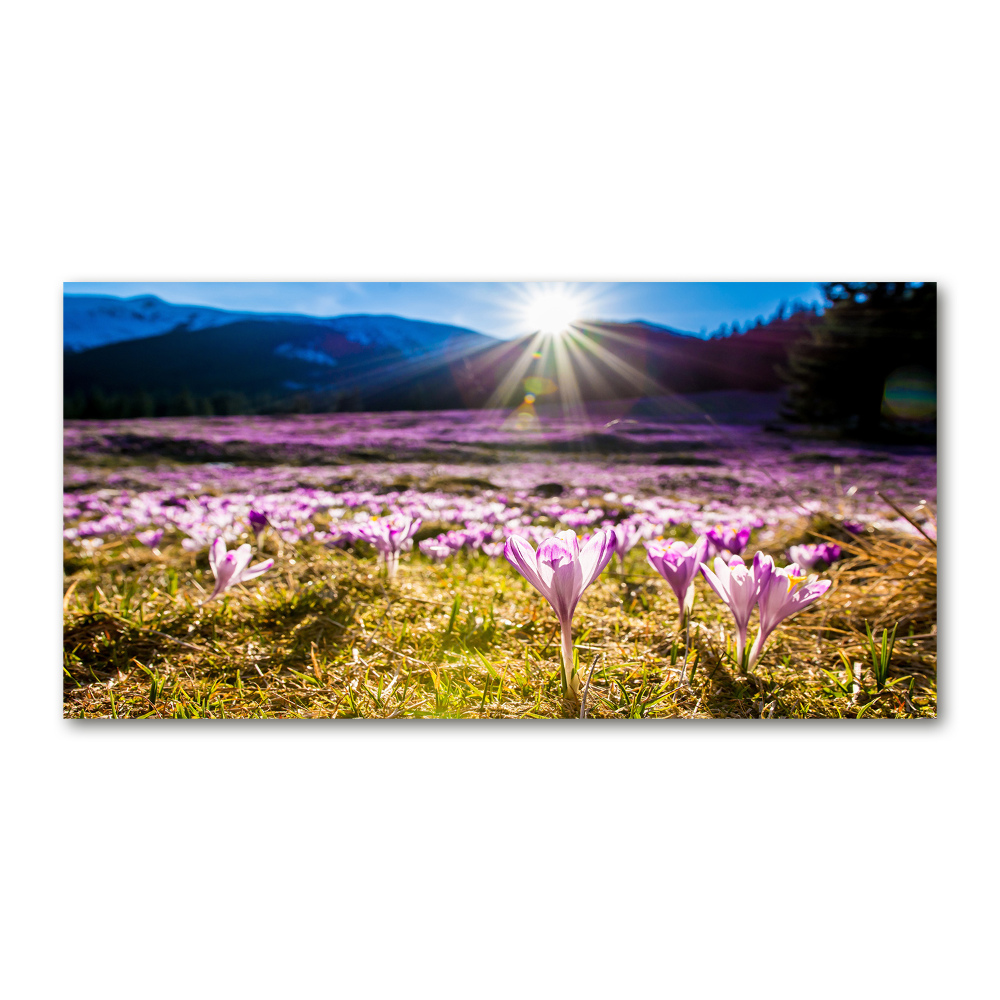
left=63, top=410, right=937, bottom=719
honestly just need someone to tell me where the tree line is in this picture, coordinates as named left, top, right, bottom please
left=779, top=282, right=936, bottom=439
left=63, top=387, right=367, bottom=420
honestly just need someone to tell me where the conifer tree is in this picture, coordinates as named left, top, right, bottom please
left=780, top=283, right=936, bottom=438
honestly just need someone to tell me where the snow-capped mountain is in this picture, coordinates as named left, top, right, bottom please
left=319, top=314, right=486, bottom=354
left=63, top=293, right=494, bottom=355
left=63, top=295, right=260, bottom=351
left=63, top=298, right=501, bottom=409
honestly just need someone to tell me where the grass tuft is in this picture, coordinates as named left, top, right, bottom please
left=63, top=521, right=935, bottom=719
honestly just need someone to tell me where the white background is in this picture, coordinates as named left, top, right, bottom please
left=2, top=2, right=995, bottom=997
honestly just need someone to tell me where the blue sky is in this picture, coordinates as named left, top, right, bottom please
left=64, top=282, right=826, bottom=338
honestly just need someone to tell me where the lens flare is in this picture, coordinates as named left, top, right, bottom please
left=883, top=366, right=936, bottom=420
left=524, top=376, right=557, bottom=396
left=503, top=391, right=540, bottom=432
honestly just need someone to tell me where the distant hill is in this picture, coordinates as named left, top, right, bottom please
left=64, top=294, right=493, bottom=357
left=64, top=294, right=261, bottom=351
left=434, top=309, right=821, bottom=407
left=64, top=313, right=495, bottom=406
left=63, top=295, right=820, bottom=417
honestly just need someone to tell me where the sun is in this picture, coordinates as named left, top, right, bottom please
left=521, top=285, right=588, bottom=335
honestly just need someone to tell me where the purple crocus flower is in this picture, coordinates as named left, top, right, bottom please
left=322, top=525, right=355, bottom=549
left=705, top=523, right=751, bottom=559
left=504, top=528, right=615, bottom=698
left=360, top=514, right=422, bottom=581
left=181, top=529, right=210, bottom=552
left=418, top=538, right=452, bottom=563
left=746, top=557, right=831, bottom=669
left=787, top=543, right=842, bottom=570
left=205, top=537, right=274, bottom=603
left=821, top=542, right=842, bottom=564
left=610, top=520, right=643, bottom=571
left=248, top=508, right=270, bottom=537
left=136, top=529, right=164, bottom=550
left=700, top=552, right=773, bottom=669
left=644, top=536, right=710, bottom=621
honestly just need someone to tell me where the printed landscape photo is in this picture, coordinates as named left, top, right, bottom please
left=62, top=281, right=937, bottom=719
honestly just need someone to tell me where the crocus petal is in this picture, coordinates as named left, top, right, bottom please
left=753, top=551, right=774, bottom=590
left=699, top=560, right=728, bottom=603
left=757, top=567, right=830, bottom=644
left=504, top=535, right=548, bottom=598
left=727, top=564, right=759, bottom=631
left=692, top=535, right=710, bottom=566
left=536, top=532, right=578, bottom=592
left=231, top=543, right=253, bottom=580
left=701, top=554, right=755, bottom=638
left=794, top=579, right=832, bottom=605
left=713, top=554, right=735, bottom=583
left=209, top=536, right=225, bottom=576
left=234, top=558, right=274, bottom=584
left=546, top=556, right=583, bottom=623
left=578, top=528, right=615, bottom=590
left=537, top=532, right=585, bottom=622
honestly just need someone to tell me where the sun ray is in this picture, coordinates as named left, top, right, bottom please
left=548, top=325, right=588, bottom=426
left=557, top=327, right=616, bottom=398
left=569, top=323, right=710, bottom=419
left=564, top=324, right=664, bottom=396
left=480, top=330, right=549, bottom=411
left=300, top=327, right=499, bottom=405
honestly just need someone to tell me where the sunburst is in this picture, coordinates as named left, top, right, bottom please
left=512, top=283, right=599, bottom=336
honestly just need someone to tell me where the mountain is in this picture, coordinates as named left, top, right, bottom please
left=433, top=313, right=820, bottom=408
left=63, top=310, right=499, bottom=412
left=63, top=296, right=819, bottom=417
left=625, top=319, right=705, bottom=338
left=63, top=294, right=492, bottom=356
left=64, top=295, right=262, bottom=351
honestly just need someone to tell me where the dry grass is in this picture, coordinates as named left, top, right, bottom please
left=63, top=517, right=936, bottom=720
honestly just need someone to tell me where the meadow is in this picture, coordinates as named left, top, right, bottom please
left=63, top=409, right=937, bottom=719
